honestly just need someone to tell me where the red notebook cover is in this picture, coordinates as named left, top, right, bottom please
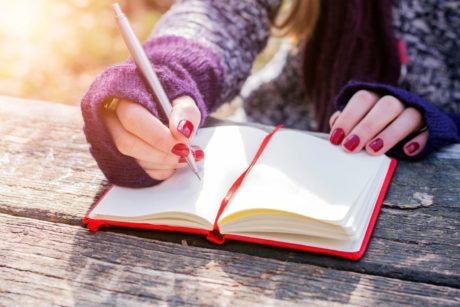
left=83, top=126, right=397, bottom=261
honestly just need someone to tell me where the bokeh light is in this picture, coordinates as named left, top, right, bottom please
left=0, top=0, right=165, bottom=104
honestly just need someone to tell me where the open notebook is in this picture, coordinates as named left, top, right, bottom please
left=84, top=125, right=396, bottom=260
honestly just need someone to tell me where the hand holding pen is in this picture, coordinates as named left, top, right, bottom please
left=103, top=4, right=204, bottom=181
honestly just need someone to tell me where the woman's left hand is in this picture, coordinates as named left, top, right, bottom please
left=329, top=90, right=428, bottom=156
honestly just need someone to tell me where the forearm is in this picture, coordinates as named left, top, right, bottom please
left=151, top=0, right=281, bottom=109
left=81, top=1, right=280, bottom=187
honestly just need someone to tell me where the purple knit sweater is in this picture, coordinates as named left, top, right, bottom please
left=81, top=0, right=460, bottom=187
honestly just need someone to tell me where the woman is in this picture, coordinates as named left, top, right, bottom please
left=81, top=0, right=460, bottom=187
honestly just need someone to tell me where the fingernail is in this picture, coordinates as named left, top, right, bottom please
left=343, top=134, right=360, bottom=151
left=369, top=138, right=384, bottom=152
left=171, top=143, right=190, bottom=157
left=191, top=145, right=205, bottom=161
left=178, top=146, right=204, bottom=163
left=405, top=142, right=420, bottom=154
left=330, top=128, right=345, bottom=145
left=177, top=120, right=194, bottom=138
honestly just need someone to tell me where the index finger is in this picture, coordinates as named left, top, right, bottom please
left=116, top=99, right=177, bottom=154
left=169, top=96, right=201, bottom=143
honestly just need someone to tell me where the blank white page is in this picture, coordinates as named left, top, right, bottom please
left=220, top=129, right=390, bottom=223
left=238, top=161, right=391, bottom=253
left=90, top=126, right=267, bottom=225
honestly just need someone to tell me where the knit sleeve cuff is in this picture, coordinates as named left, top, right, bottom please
left=81, top=36, right=223, bottom=187
left=142, top=35, right=224, bottom=118
left=335, top=80, right=460, bottom=160
left=81, top=63, right=160, bottom=187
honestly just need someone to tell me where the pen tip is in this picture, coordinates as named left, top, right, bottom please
left=195, top=171, right=202, bottom=181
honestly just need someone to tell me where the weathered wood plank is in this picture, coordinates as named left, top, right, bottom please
left=378, top=206, right=459, bottom=240
left=102, top=205, right=460, bottom=288
left=384, top=157, right=460, bottom=209
left=3, top=101, right=204, bottom=225
left=0, top=96, right=108, bottom=224
left=1, top=214, right=459, bottom=306
left=1, top=96, right=458, bottom=220
left=1, top=96, right=459, bottom=288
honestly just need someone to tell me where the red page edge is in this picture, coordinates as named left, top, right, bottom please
left=82, top=186, right=209, bottom=236
left=83, top=158, right=397, bottom=261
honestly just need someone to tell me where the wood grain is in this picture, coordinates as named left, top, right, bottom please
left=1, top=97, right=458, bottom=222
left=0, top=96, right=109, bottom=224
left=0, top=96, right=459, bottom=299
left=384, top=157, right=460, bottom=209
left=1, top=214, right=459, bottom=306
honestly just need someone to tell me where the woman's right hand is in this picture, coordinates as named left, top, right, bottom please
left=104, top=96, right=204, bottom=181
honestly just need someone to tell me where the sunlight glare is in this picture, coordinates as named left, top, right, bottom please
left=0, top=0, right=49, bottom=41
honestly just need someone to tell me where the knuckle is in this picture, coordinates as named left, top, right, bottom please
left=161, top=152, right=178, bottom=165
left=353, top=90, right=378, bottom=104
left=358, top=121, right=376, bottom=136
left=404, top=107, right=423, bottom=122
left=146, top=170, right=160, bottom=180
left=175, top=96, right=196, bottom=107
left=148, top=132, right=162, bottom=148
left=378, top=96, right=404, bottom=113
left=174, top=97, right=200, bottom=119
left=397, top=119, right=414, bottom=132
left=175, top=161, right=187, bottom=168
left=181, top=99, right=198, bottom=112
left=150, top=170, right=174, bottom=181
left=137, top=160, right=149, bottom=169
left=118, top=105, right=139, bottom=129
left=115, top=136, right=134, bottom=156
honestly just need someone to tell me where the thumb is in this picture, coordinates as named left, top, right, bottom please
left=169, top=96, right=201, bottom=143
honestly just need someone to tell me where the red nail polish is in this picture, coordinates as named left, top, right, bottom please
left=171, top=143, right=190, bottom=157
left=192, top=145, right=205, bottom=161
left=330, top=128, right=345, bottom=145
left=178, top=146, right=204, bottom=162
left=177, top=120, right=194, bottom=138
left=406, top=142, right=420, bottom=154
left=343, top=134, right=360, bottom=151
left=369, top=138, right=384, bottom=152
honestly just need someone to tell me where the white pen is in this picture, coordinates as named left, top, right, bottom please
left=112, top=3, right=201, bottom=180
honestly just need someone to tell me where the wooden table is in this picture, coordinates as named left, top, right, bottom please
left=1, top=96, right=459, bottom=306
